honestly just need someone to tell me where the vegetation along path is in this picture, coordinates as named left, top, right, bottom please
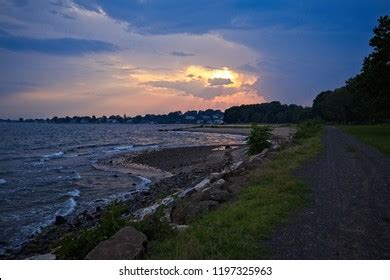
left=270, top=126, right=390, bottom=259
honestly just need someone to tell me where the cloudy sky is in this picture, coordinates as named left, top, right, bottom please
left=0, top=0, right=388, bottom=118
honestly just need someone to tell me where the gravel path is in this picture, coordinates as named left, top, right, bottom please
left=269, top=126, right=390, bottom=259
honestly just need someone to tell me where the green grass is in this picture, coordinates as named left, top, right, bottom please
left=147, top=121, right=323, bottom=259
left=339, top=125, right=390, bottom=156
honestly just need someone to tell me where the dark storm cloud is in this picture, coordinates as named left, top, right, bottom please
left=0, top=29, right=119, bottom=56
left=170, top=51, right=195, bottom=57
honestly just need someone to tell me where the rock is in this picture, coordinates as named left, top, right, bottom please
left=54, top=215, right=66, bottom=225
left=201, top=187, right=211, bottom=193
left=208, top=189, right=232, bottom=202
left=172, top=224, right=189, bottom=231
left=25, top=253, right=56, bottom=260
left=193, top=179, right=210, bottom=191
left=171, top=200, right=219, bottom=224
left=162, top=207, right=172, bottom=223
left=225, top=182, right=244, bottom=194
left=189, top=191, right=210, bottom=202
left=134, top=203, right=160, bottom=220
left=178, top=187, right=196, bottom=198
left=209, top=172, right=222, bottom=183
left=230, top=161, right=244, bottom=171
left=161, top=196, right=175, bottom=207
left=85, top=226, right=147, bottom=260
left=211, top=178, right=225, bottom=189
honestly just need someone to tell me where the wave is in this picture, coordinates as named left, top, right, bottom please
left=0, top=178, right=6, bottom=185
left=67, top=189, right=80, bottom=197
left=113, top=145, right=134, bottom=152
left=42, top=151, right=64, bottom=159
left=55, top=197, right=77, bottom=217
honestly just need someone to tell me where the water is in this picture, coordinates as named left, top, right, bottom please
left=0, top=123, right=245, bottom=254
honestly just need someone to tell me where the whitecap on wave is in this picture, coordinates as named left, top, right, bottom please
left=113, top=145, right=134, bottom=152
left=67, top=189, right=80, bottom=197
left=42, top=151, right=64, bottom=159
left=0, top=178, right=7, bottom=185
left=55, top=197, right=77, bottom=217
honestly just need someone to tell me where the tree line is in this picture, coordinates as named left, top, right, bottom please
left=312, top=16, right=389, bottom=123
left=224, top=101, right=312, bottom=124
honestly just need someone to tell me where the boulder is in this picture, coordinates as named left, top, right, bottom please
left=210, top=178, right=225, bottom=189
left=189, top=191, right=210, bottom=202
left=171, top=200, right=218, bottom=224
left=209, top=172, right=222, bottom=183
left=225, top=182, right=244, bottom=194
left=178, top=187, right=196, bottom=198
left=161, top=196, right=175, bottom=207
left=230, top=160, right=244, bottom=170
left=162, top=207, right=172, bottom=223
left=85, top=226, right=147, bottom=260
left=193, top=179, right=210, bottom=191
left=25, top=253, right=56, bottom=260
left=208, top=189, right=232, bottom=203
left=134, top=203, right=160, bottom=220
left=54, top=215, right=66, bottom=225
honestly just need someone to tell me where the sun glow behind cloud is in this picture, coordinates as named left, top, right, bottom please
left=0, top=0, right=265, bottom=118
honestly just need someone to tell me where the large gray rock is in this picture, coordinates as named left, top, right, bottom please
left=85, top=226, right=147, bottom=260
left=171, top=200, right=219, bottom=224
left=189, top=191, right=210, bottom=202
left=210, top=178, right=225, bottom=189
left=193, top=179, right=210, bottom=191
left=209, top=172, right=222, bottom=183
left=225, top=182, right=245, bottom=194
left=178, top=187, right=196, bottom=198
left=208, top=189, right=232, bottom=202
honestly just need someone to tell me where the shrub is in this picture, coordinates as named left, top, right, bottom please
left=294, top=119, right=323, bottom=142
left=247, top=124, right=272, bottom=155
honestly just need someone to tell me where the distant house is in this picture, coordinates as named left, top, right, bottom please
left=185, top=115, right=196, bottom=120
left=212, top=119, right=224, bottom=125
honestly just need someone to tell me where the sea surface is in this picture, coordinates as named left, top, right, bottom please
left=0, top=123, right=245, bottom=254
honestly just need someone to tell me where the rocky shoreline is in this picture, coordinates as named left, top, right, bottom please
left=3, top=144, right=246, bottom=259
left=3, top=125, right=294, bottom=260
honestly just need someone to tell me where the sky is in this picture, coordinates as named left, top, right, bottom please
left=0, top=0, right=388, bottom=118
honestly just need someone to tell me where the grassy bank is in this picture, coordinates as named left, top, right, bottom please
left=339, top=125, right=390, bottom=156
left=148, top=121, right=323, bottom=259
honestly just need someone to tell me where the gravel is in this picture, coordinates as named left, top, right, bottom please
left=269, top=126, right=390, bottom=259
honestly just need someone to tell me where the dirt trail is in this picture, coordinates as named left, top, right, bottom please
left=269, top=126, right=390, bottom=259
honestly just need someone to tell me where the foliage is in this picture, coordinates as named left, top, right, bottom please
left=339, top=125, right=390, bottom=156
left=312, top=16, right=390, bottom=123
left=247, top=124, right=272, bottom=155
left=148, top=125, right=323, bottom=259
left=224, top=101, right=312, bottom=124
left=294, top=119, right=323, bottom=142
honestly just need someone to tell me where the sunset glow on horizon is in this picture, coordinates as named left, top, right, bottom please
left=0, top=0, right=386, bottom=118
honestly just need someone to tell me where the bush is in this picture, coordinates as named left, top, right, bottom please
left=294, top=120, right=323, bottom=141
left=247, top=124, right=272, bottom=155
